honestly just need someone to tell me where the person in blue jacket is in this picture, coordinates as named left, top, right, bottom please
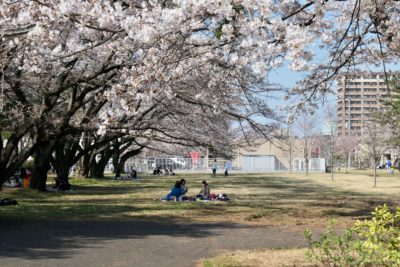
left=164, top=181, right=185, bottom=201
left=387, top=159, right=392, bottom=174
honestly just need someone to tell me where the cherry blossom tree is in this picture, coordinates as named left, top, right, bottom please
left=359, top=122, right=392, bottom=187
left=336, top=134, right=359, bottom=173
left=1, top=0, right=400, bottom=189
left=324, top=104, right=338, bottom=181
left=295, top=111, right=319, bottom=175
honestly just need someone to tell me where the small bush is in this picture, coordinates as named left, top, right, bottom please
left=305, top=204, right=400, bottom=266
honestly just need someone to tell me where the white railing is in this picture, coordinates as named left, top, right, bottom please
left=120, top=157, right=326, bottom=173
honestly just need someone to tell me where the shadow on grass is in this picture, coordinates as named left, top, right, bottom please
left=0, top=219, right=267, bottom=260
left=2, top=173, right=399, bottom=235
left=322, top=208, right=373, bottom=219
left=321, top=198, right=399, bottom=219
left=211, top=175, right=400, bottom=220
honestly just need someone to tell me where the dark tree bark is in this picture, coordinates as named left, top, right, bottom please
left=89, top=147, right=113, bottom=178
left=0, top=128, right=36, bottom=186
left=117, top=147, right=143, bottom=174
left=30, top=140, right=55, bottom=191
left=51, top=139, right=79, bottom=184
left=79, top=153, right=91, bottom=178
left=112, top=143, right=121, bottom=175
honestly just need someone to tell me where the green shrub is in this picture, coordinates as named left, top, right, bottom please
left=305, top=204, right=400, bottom=266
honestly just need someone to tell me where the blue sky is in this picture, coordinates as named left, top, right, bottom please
left=266, top=64, right=337, bottom=133
left=266, top=50, right=400, bottom=135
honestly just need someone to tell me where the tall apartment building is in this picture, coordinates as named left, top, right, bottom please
left=337, top=73, right=394, bottom=136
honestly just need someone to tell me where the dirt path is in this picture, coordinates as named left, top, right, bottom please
left=0, top=219, right=309, bottom=267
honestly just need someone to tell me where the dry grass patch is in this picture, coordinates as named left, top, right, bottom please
left=201, top=248, right=311, bottom=267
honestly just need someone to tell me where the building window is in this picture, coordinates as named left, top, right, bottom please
left=364, top=95, right=376, bottom=99
left=347, top=94, right=361, bottom=99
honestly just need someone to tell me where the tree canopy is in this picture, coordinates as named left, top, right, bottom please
left=1, top=0, right=399, bottom=189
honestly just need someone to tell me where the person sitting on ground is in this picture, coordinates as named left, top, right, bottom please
left=170, top=169, right=175, bottom=176
left=179, top=179, right=188, bottom=194
left=153, top=167, right=163, bottom=175
left=164, top=169, right=169, bottom=175
left=130, top=168, right=137, bottom=179
left=163, top=180, right=185, bottom=201
left=197, top=180, right=210, bottom=200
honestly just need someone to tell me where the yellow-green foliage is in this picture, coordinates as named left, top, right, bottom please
left=353, top=204, right=400, bottom=266
left=305, top=205, right=400, bottom=266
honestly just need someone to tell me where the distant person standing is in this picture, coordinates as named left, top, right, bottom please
left=387, top=159, right=392, bottom=174
left=211, top=159, right=217, bottom=178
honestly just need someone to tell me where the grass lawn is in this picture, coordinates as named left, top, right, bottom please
left=2, top=170, right=400, bottom=266
left=1, top=170, right=400, bottom=226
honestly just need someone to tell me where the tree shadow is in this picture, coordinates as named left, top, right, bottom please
left=0, top=219, right=303, bottom=260
left=216, top=175, right=399, bottom=221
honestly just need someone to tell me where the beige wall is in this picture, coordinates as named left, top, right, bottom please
left=232, top=139, right=306, bottom=169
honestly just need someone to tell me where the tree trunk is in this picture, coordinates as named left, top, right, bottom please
left=78, top=153, right=91, bottom=178
left=0, top=131, right=36, bottom=187
left=289, top=145, right=292, bottom=174
left=53, top=151, right=71, bottom=183
left=112, top=148, right=120, bottom=175
left=89, top=149, right=112, bottom=178
left=305, top=139, right=309, bottom=176
left=373, top=158, right=377, bottom=187
left=89, top=160, right=108, bottom=178
left=30, top=142, right=53, bottom=191
left=331, top=154, right=334, bottom=182
left=56, top=164, right=70, bottom=183
left=116, top=147, right=143, bottom=176
left=51, top=141, right=70, bottom=183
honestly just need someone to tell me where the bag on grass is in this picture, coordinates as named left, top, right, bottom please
left=217, top=194, right=229, bottom=201
left=0, top=198, right=18, bottom=206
